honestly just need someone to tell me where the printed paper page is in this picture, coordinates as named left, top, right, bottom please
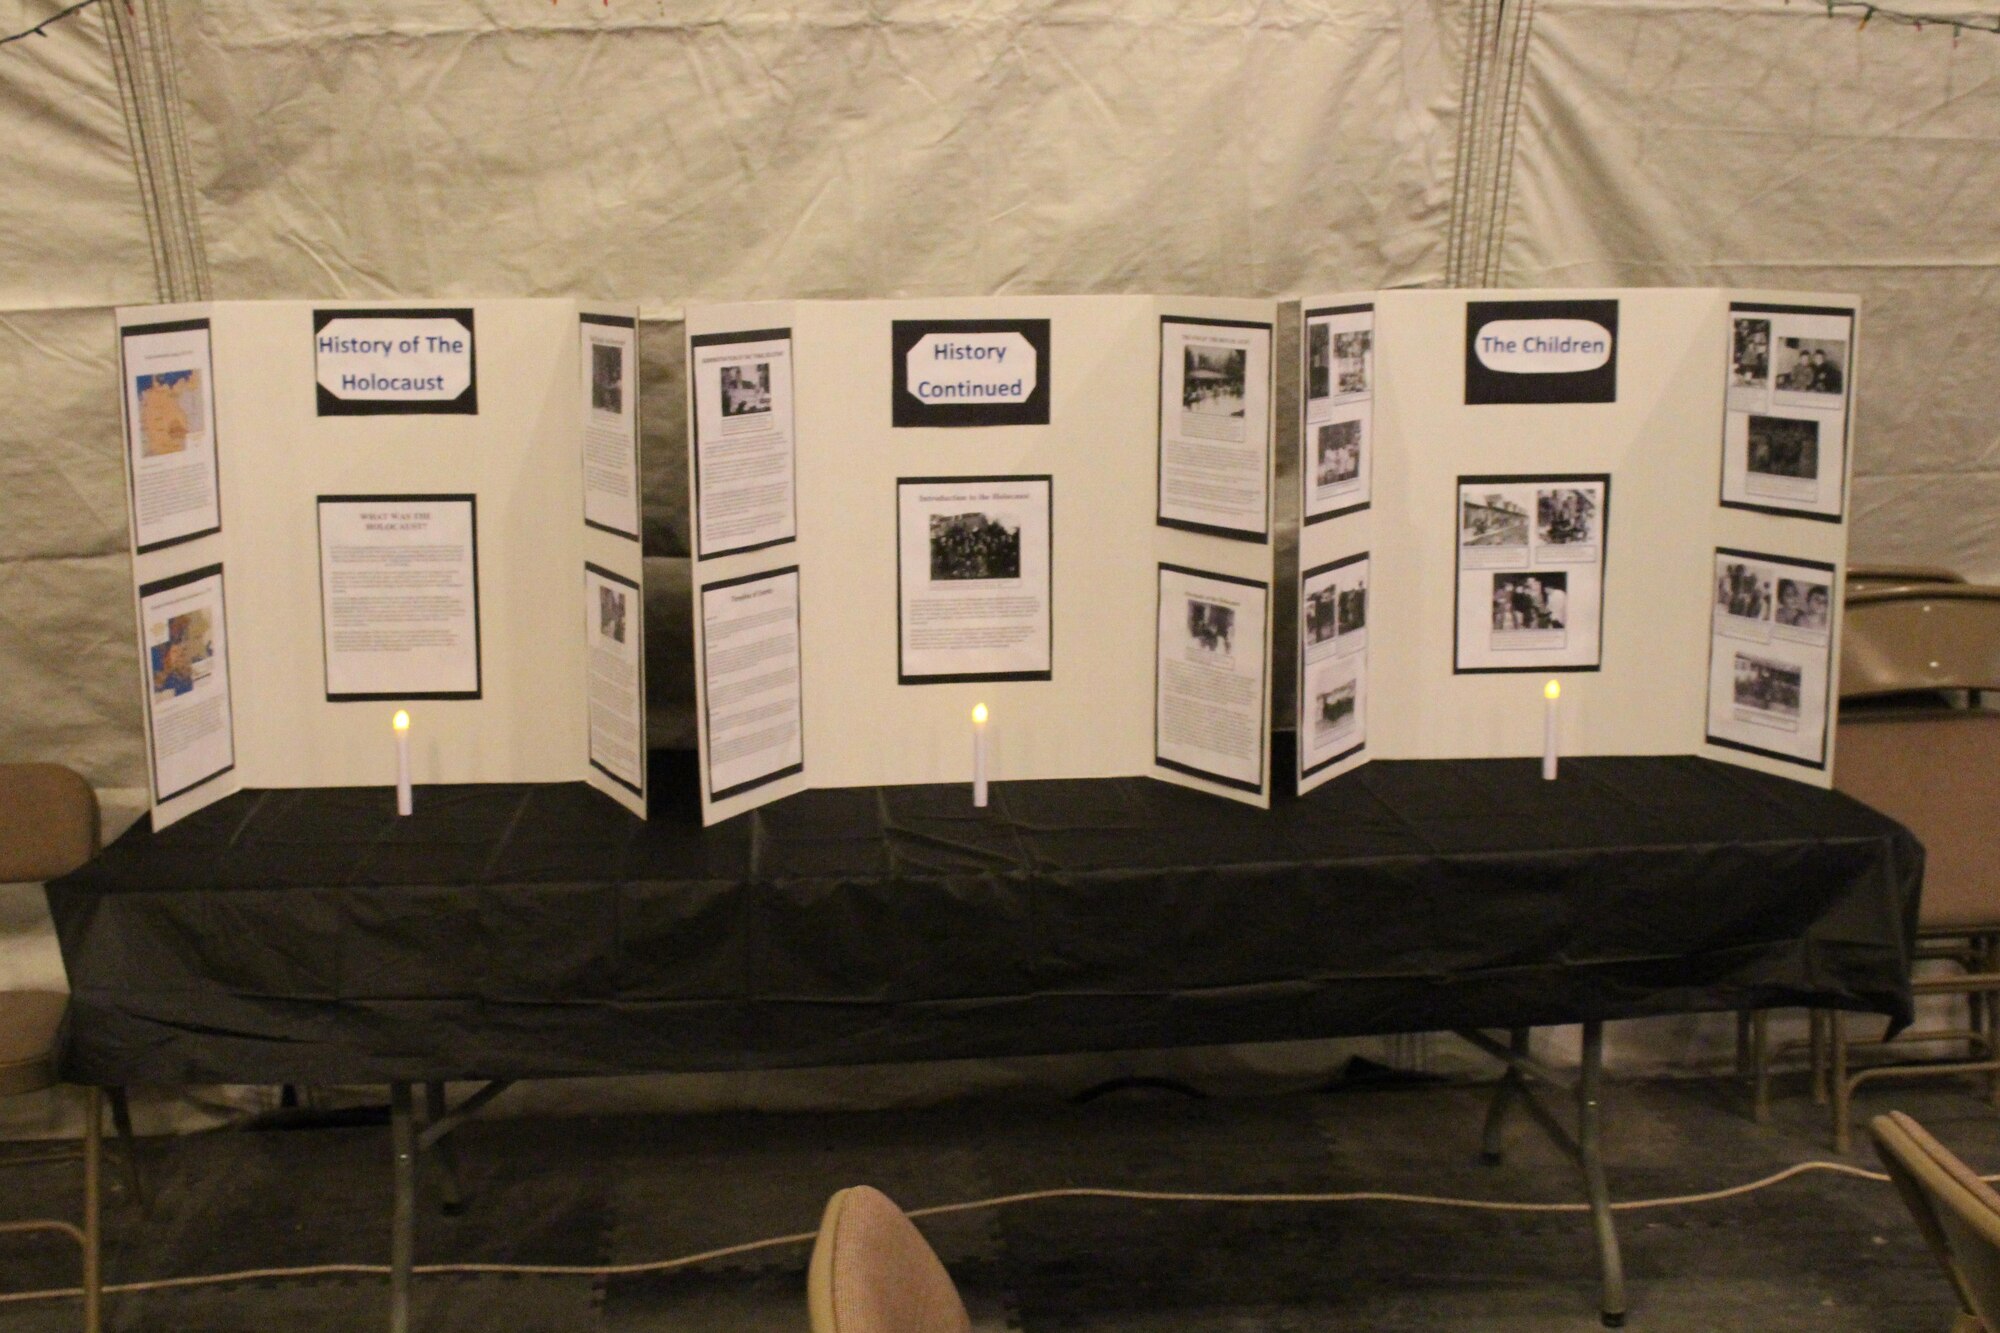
left=1299, top=552, right=1369, bottom=777
left=1721, top=304, right=1853, bottom=521
left=1155, top=563, right=1269, bottom=793
left=1705, top=548, right=1836, bottom=768
left=1302, top=305, right=1374, bottom=522
left=584, top=562, right=645, bottom=797
left=317, top=495, right=481, bottom=699
left=138, top=564, right=235, bottom=802
left=1157, top=318, right=1272, bottom=540
left=1454, top=475, right=1608, bottom=673
left=700, top=566, right=805, bottom=801
left=690, top=329, right=798, bottom=559
left=581, top=314, right=641, bottom=540
left=896, top=476, right=1054, bottom=683
left=122, top=319, right=222, bottom=552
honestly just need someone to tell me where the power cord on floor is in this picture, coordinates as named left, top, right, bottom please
left=0, top=1158, right=1934, bottom=1307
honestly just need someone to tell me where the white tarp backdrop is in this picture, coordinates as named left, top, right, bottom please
left=0, top=0, right=1994, bottom=1119
left=1500, top=0, right=2000, bottom=584
left=1, top=0, right=1995, bottom=788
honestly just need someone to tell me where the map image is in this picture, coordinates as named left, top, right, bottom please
left=135, top=369, right=204, bottom=457
left=149, top=609, right=214, bottom=699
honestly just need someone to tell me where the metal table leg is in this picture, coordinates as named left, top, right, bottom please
left=389, top=1083, right=415, bottom=1333
left=1480, top=1028, right=1530, bottom=1163
left=1750, top=1010, right=1771, bottom=1125
left=107, top=1086, right=147, bottom=1210
left=423, top=1083, right=464, bottom=1216
left=83, top=1086, right=102, bottom=1333
left=1456, top=1025, right=1628, bottom=1327
left=1578, top=1022, right=1627, bottom=1327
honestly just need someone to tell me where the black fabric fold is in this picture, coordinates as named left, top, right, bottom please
left=47, top=751, right=1920, bottom=1085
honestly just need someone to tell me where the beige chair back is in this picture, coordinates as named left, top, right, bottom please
left=1835, top=587, right=2000, bottom=933
left=1836, top=714, right=2000, bottom=931
left=1846, top=563, right=1966, bottom=596
left=808, top=1186, right=970, bottom=1333
left=1871, top=1111, right=2000, bottom=1330
left=1841, top=586, right=2000, bottom=701
left=0, top=762, right=98, bottom=883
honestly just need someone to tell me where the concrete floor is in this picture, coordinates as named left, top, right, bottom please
left=1, top=1069, right=1993, bottom=1332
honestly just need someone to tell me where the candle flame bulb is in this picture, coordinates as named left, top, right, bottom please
left=971, top=703, right=989, bottom=807
left=1541, top=680, right=1559, bottom=781
left=393, top=710, right=413, bottom=814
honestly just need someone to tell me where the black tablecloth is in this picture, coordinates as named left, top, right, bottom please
left=47, top=752, right=1921, bottom=1085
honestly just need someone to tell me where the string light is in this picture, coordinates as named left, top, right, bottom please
left=1813, top=0, right=2000, bottom=37
left=0, top=0, right=105, bottom=49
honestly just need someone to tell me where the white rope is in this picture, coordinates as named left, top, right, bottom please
left=0, top=1158, right=1920, bottom=1307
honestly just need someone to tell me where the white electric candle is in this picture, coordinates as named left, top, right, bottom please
left=1542, top=680, right=1560, bottom=781
left=972, top=703, right=988, bottom=808
left=393, top=709, right=413, bottom=815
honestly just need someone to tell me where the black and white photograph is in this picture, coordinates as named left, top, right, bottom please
left=1317, top=420, right=1362, bottom=488
left=1492, top=572, right=1567, bottom=633
left=1721, top=304, right=1853, bottom=521
left=1462, top=492, right=1529, bottom=548
left=590, top=341, right=623, bottom=413
left=1187, top=598, right=1236, bottom=657
left=1733, top=652, right=1803, bottom=729
left=1775, top=577, right=1832, bottom=633
left=1338, top=579, right=1367, bottom=637
left=1307, top=323, right=1331, bottom=399
left=1298, top=552, right=1370, bottom=784
left=1716, top=561, right=1774, bottom=622
left=1706, top=546, right=1836, bottom=764
left=898, top=477, right=1052, bottom=684
left=599, top=583, right=627, bottom=643
left=1774, top=337, right=1846, bottom=398
left=1536, top=487, right=1596, bottom=548
left=1731, top=317, right=1770, bottom=389
left=1301, top=306, right=1374, bottom=523
left=1314, top=679, right=1357, bottom=737
left=1747, top=415, right=1820, bottom=481
left=1182, top=344, right=1248, bottom=418
left=1334, top=329, right=1371, bottom=396
left=1456, top=475, right=1607, bottom=671
left=1305, top=587, right=1339, bottom=645
left=928, top=511, right=1022, bottom=582
left=720, top=362, right=772, bottom=417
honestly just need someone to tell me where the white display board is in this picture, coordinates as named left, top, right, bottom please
left=689, top=288, right=1854, bottom=827
left=687, top=296, right=1278, bottom=824
left=116, top=299, right=649, bottom=828
left=1332, top=288, right=1854, bottom=787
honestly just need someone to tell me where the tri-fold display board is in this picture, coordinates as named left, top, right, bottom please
left=112, top=289, right=1855, bottom=832
left=116, top=299, right=650, bottom=829
left=688, top=289, right=1858, bottom=825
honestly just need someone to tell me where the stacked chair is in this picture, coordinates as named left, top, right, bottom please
left=0, top=762, right=142, bottom=1333
left=1824, top=573, right=2000, bottom=1150
left=1871, top=1111, right=2000, bottom=1333
left=1743, top=567, right=2000, bottom=1150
